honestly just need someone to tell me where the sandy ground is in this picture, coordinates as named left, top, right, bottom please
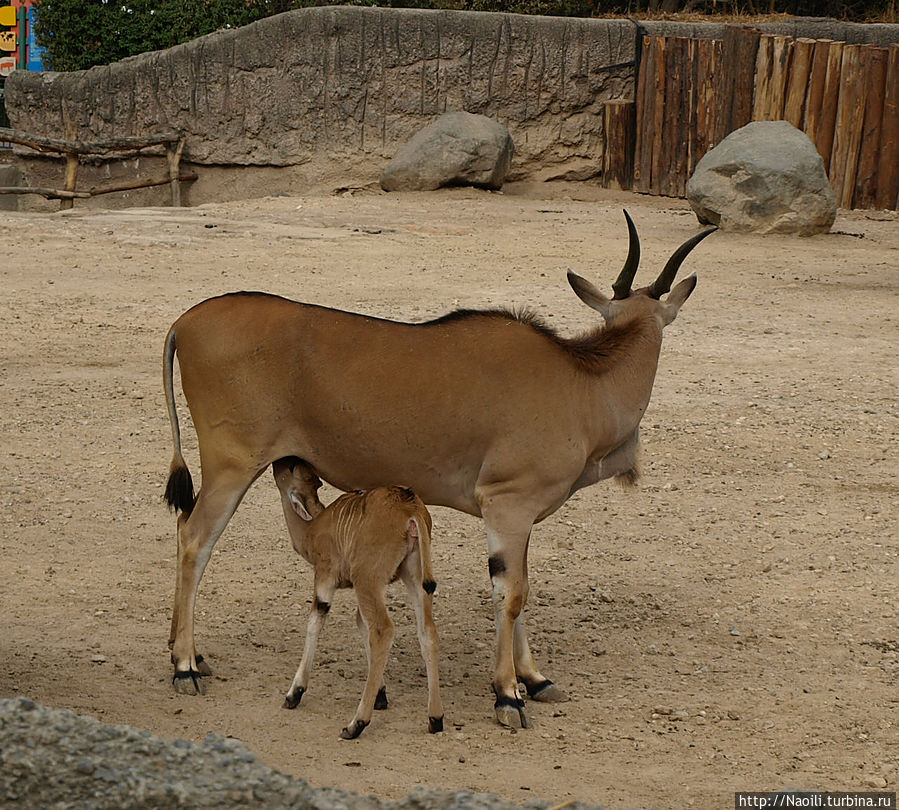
left=1, top=183, right=897, bottom=810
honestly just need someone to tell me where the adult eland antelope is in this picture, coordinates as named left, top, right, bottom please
left=163, top=210, right=714, bottom=728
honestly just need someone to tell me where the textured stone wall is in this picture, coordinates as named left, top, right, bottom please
left=0, top=697, right=602, bottom=810
left=6, top=6, right=637, bottom=182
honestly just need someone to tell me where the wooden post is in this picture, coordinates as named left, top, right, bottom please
left=633, top=35, right=655, bottom=194
left=752, top=34, right=774, bottom=121
left=814, top=41, right=844, bottom=173
left=167, top=137, right=186, bottom=207
left=830, top=44, right=868, bottom=209
left=753, top=34, right=792, bottom=121
left=603, top=100, right=635, bottom=191
left=783, top=38, right=815, bottom=129
left=854, top=47, right=888, bottom=209
left=803, top=39, right=833, bottom=149
left=724, top=25, right=761, bottom=134
left=767, top=36, right=792, bottom=121
left=875, top=44, right=899, bottom=210
left=60, top=153, right=79, bottom=210
left=649, top=37, right=668, bottom=196
left=661, top=37, right=686, bottom=197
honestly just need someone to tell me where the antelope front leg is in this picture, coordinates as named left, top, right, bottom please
left=513, top=614, right=567, bottom=703
left=483, top=510, right=537, bottom=729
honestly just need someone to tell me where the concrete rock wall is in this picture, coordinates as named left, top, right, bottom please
left=0, top=697, right=602, bottom=810
left=6, top=6, right=637, bottom=183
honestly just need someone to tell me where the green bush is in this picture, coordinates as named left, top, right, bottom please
left=34, top=0, right=897, bottom=72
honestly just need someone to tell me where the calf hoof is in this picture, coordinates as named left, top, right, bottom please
left=374, top=687, right=389, bottom=711
left=428, top=716, right=444, bottom=734
left=283, top=688, right=305, bottom=710
left=172, top=670, right=206, bottom=696
left=526, top=679, right=567, bottom=703
left=340, top=719, right=369, bottom=740
left=494, top=697, right=531, bottom=729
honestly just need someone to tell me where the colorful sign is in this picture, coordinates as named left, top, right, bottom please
left=26, top=6, right=42, bottom=70
left=0, top=6, right=16, bottom=26
left=0, top=55, right=14, bottom=76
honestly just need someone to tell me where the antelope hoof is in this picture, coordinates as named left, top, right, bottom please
left=172, top=669, right=206, bottom=696
left=428, top=715, right=444, bottom=734
left=494, top=697, right=531, bottom=729
left=283, top=688, right=305, bottom=710
left=527, top=680, right=568, bottom=703
left=194, top=655, right=213, bottom=678
left=374, top=686, right=389, bottom=711
left=340, top=719, right=369, bottom=740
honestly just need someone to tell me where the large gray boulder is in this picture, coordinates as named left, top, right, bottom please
left=380, top=112, right=514, bottom=192
left=686, top=120, right=836, bottom=235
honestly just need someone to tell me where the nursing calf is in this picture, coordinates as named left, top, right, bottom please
left=272, top=457, right=444, bottom=739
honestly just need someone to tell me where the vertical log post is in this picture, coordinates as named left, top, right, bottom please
left=661, top=37, right=686, bottom=197
left=803, top=39, right=833, bottom=149
left=649, top=37, right=668, bottom=196
left=633, top=35, right=655, bottom=194
left=875, top=44, right=899, bottom=210
left=752, top=34, right=774, bottom=121
left=60, top=153, right=79, bottom=211
left=815, top=41, right=845, bottom=174
left=603, top=100, right=635, bottom=191
left=725, top=26, right=760, bottom=134
left=167, top=137, right=186, bottom=207
left=830, top=44, right=868, bottom=208
left=784, top=38, right=815, bottom=128
left=854, top=47, right=888, bottom=210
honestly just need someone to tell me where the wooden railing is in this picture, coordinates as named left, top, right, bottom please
left=628, top=30, right=899, bottom=211
left=0, top=128, right=196, bottom=209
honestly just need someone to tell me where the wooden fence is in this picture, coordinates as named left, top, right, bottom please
left=0, top=128, right=195, bottom=209
left=627, top=28, right=899, bottom=211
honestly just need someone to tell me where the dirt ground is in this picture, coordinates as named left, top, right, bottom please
left=1, top=183, right=897, bottom=810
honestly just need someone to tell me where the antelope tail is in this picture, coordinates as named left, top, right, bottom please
left=163, top=328, right=196, bottom=515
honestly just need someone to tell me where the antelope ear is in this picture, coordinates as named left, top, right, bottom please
left=567, top=270, right=613, bottom=320
left=660, top=274, right=697, bottom=325
left=288, top=489, right=315, bottom=522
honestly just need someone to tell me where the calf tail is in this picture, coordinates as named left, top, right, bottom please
left=411, top=511, right=437, bottom=596
left=163, top=328, right=195, bottom=515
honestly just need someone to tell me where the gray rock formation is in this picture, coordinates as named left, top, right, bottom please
left=0, top=697, right=602, bottom=810
left=5, top=6, right=635, bottom=183
left=686, top=120, right=837, bottom=235
left=380, top=112, right=513, bottom=192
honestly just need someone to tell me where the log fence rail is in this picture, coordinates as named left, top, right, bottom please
left=0, top=128, right=194, bottom=209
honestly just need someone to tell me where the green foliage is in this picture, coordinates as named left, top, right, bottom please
left=34, top=0, right=294, bottom=71
left=33, top=0, right=898, bottom=72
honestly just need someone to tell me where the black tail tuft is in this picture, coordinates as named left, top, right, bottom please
left=164, top=464, right=195, bottom=515
left=422, top=579, right=437, bottom=595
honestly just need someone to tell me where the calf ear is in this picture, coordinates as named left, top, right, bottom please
left=288, top=489, right=315, bottom=522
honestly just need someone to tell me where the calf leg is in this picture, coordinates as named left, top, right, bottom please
left=355, top=608, right=388, bottom=710
left=284, top=577, right=336, bottom=709
left=342, top=584, right=393, bottom=739
left=399, top=556, right=444, bottom=733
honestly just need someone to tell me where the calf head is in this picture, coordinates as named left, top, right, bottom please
left=272, top=457, right=326, bottom=524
